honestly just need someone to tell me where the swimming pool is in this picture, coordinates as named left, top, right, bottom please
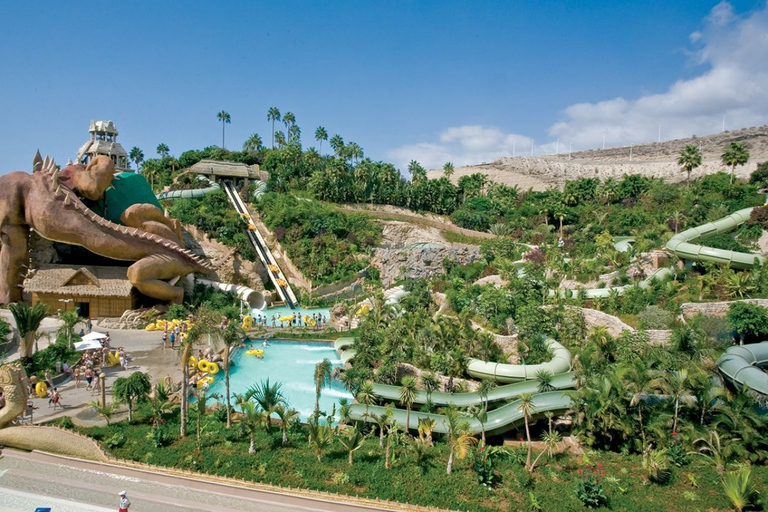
left=206, top=339, right=352, bottom=422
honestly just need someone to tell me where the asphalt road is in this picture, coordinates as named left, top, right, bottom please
left=0, top=450, right=390, bottom=512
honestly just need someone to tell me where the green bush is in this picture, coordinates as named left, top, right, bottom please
left=637, top=305, right=673, bottom=330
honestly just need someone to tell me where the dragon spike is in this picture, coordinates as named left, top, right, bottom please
left=33, top=150, right=43, bottom=172
left=54, top=185, right=63, bottom=198
left=42, top=156, right=50, bottom=170
left=63, top=193, right=72, bottom=206
left=50, top=168, right=60, bottom=183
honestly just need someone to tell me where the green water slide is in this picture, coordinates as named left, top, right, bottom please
left=348, top=391, right=573, bottom=435
left=363, top=372, right=576, bottom=408
left=155, top=177, right=221, bottom=200
left=666, top=207, right=763, bottom=269
left=466, top=337, right=572, bottom=383
left=716, top=342, right=768, bottom=395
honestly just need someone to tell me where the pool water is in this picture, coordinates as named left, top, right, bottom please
left=206, top=339, right=352, bottom=422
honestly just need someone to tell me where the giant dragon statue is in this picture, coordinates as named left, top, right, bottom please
left=0, top=154, right=213, bottom=304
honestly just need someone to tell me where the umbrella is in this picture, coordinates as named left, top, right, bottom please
left=74, top=339, right=103, bottom=351
left=81, top=331, right=107, bottom=342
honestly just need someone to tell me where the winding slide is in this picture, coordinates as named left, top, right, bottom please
left=716, top=342, right=768, bottom=395
left=347, top=337, right=575, bottom=434
left=348, top=391, right=573, bottom=436
left=664, top=205, right=768, bottom=395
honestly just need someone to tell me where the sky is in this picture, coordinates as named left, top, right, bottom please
left=1, top=1, right=767, bottom=176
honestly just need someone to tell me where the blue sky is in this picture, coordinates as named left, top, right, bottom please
left=1, top=1, right=766, bottom=176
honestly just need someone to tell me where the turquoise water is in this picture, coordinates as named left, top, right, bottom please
left=206, top=339, right=352, bottom=421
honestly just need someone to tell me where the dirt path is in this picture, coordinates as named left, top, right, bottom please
left=334, top=204, right=494, bottom=241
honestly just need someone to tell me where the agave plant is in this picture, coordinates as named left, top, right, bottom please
left=721, top=465, right=758, bottom=512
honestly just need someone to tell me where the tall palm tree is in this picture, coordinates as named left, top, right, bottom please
left=9, top=302, right=48, bottom=362
left=56, top=308, right=81, bottom=349
left=243, top=133, right=263, bottom=152
left=338, top=426, right=365, bottom=465
left=112, top=371, right=151, bottom=423
left=722, top=142, right=750, bottom=184
left=442, top=405, right=477, bottom=475
left=678, top=144, right=702, bottom=187
left=314, top=126, right=328, bottom=154
left=129, top=147, right=144, bottom=172
left=518, top=393, right=536, bottom=470
left=398, top=376, right=418, bottom=431
left=329, top=134, right=344, bottom=156
left=313, top=358, right=333, bottom=419
left=219, top=322, right=245, bottom=428
left=267, top=107, right=281, bottom=148
left=156, top=143, right=170, bottom=158
left=178, top=305, right=217, bottom=438
left=282, top=111, right=295, bottom=129
left=274, top=130, right=286, bottom=148
left=477, top=378, right=497, bottom=412
left=217, top=111, right=231, bottom=149
left=443, top=162, right=455, bottom=179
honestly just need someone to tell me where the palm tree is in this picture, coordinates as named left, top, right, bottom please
left=408, top=160, right=427, bottom=183
left=282, top=111, right=295, bottom=129
left=56, top=308, right=81, bottom=349
left=195, top=390, right=208, bottom=449
left=129, top=147, right=144, bottom=172
left=421, top=373, right=440, bottom=404
left=535, top=369, right=555, bottom=393
left=156, top=143, right=170, bottom=158
left=315, top=126, right=328, bottom=154
left=678, top=144, right=702, bottom=187
left=477, top=378, right=497, bottom=412
left=464, top=404, right=488, bottom=447
left=338, top=426, right=366, bottom=465
left=217, top=111, right=231, bottom=149
left=246, top=378, right=286, bottom=433
left=442, top=405, right=477, bottom=475
left=219, top=322, right=245, bottom=428
left=9, top=302, right=48, bottom=362
left=356, top=380, right=376, bottom=417
left=178, top=305, right=217, bottom=438
left=417, top=417, right=436, bottom=446
left=238, top=400, right=262, bottom=454
left=273, top=404, right=299, bottom=445
left=274, top=130, right=286, bottom=147
left=112, top=371, right=151, bottom=423
left=307, top=420, right=334, bottom=461
left=443, top=162, right=455, bottom=179
left=398, top=376, right=418, bottom=431
left=329, top=134, right=344, bottom=156
left=313, top=358, right=333, bottom=419
left=722, top=142, right=750, bottom=184
left=267, top=107, right=281, bottom=148
left=650, top=369, right=695, bottom=433
left=243, top=133, right=263, bottom=153
left=518, top=393, right=536, bottom=471
left=366, top=408, right=393, bottom=448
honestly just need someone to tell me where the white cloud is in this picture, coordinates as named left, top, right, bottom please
left=549, top=1, right=768, bottom=149
left=387, top=126, right=539, bottom=171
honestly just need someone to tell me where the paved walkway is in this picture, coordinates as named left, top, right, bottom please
left=1, top=311, right=190, bottom=426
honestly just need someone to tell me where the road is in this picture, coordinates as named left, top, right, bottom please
left=0, top=450, right=389, bottom=512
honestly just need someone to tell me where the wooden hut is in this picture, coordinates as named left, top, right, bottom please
left=24, top=264, right=136, bottom=318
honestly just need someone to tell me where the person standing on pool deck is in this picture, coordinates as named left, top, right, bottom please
left=118, top=490, right=131, bottom=511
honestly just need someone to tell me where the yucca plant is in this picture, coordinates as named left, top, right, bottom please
left=721, top=465, right=758, bottom=512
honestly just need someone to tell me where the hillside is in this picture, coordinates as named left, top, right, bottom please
left=427, top=124, right=768, bottom=190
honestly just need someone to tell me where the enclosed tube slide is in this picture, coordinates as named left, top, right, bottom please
left=666, top=207, right=763, bottom=269
left=156, top=178, right=221, bottom=200
left=197, top=278, right=267, bottom=310
left=367, top=371, right=577, bottom=408
left=716, top=341, right=768, bottom=395
left=466, top=337, right=572, bottom=383
left=551, top=267, right=674, bottom=299
left=348, top=390, right=573, bottom=435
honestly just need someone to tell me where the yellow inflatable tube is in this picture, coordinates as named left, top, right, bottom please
left=246, top=349, right=265, bottom=356
left=35, top=382, right=48, bottom=398
left=197, top=376, right=214, bottom=388
left=279, top=314, right=295, bottom=322
left=198, top=359, right=211, bottom=373
left=304, top=315, right=317, bottom=327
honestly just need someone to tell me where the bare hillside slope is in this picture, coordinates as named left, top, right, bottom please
left=427, top=125, right=768, bottom=191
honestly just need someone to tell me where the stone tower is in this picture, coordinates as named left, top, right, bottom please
left=76, top=120, right=129, bottom=170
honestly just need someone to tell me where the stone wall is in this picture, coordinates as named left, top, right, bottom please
left=579, top=308, right=633, bottom=337
left=372, top=245, right=481, bottom=287
left=681, top=299, right=768, bottom=318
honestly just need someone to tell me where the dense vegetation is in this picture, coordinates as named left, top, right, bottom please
left=255, top=193, right=381, bottom=286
